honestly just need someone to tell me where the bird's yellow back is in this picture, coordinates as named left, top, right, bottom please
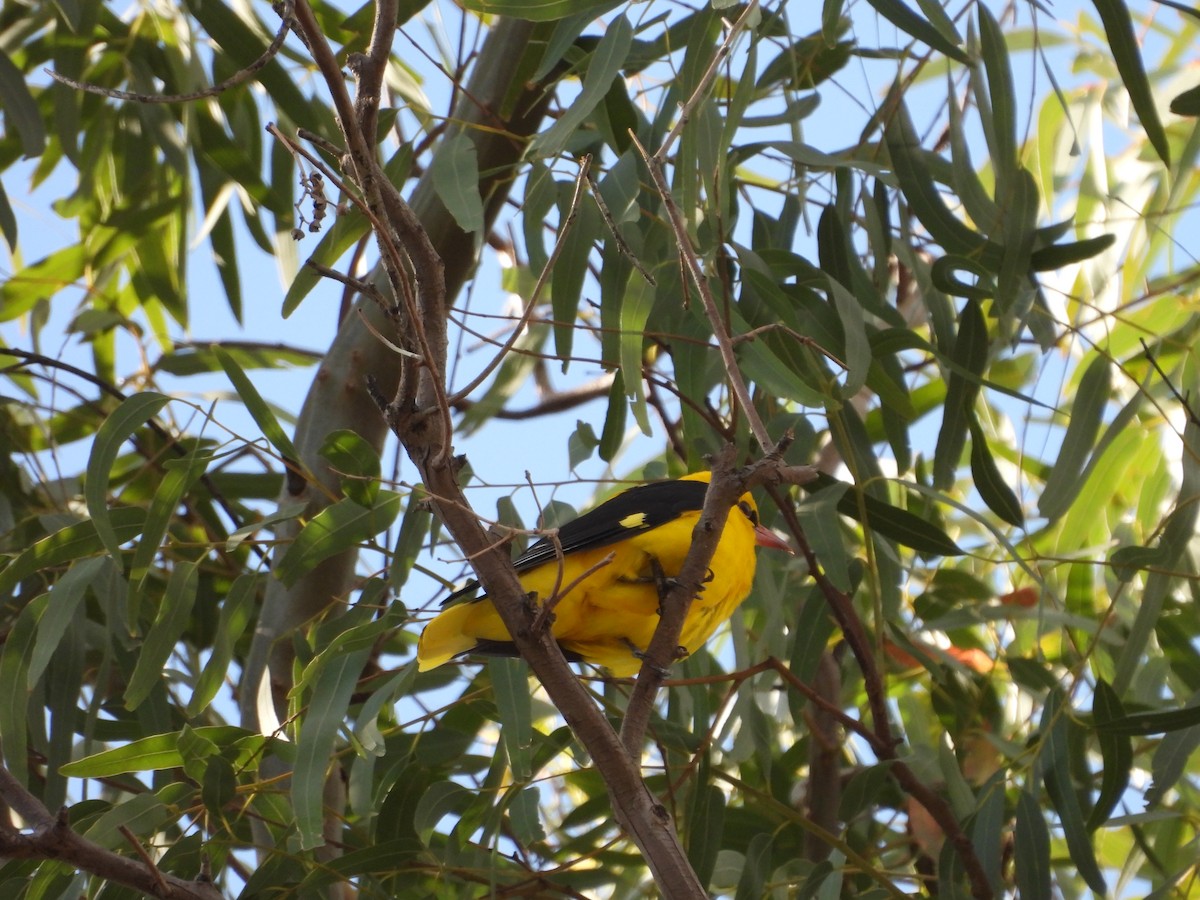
left=417, top=471, right=769, bottom=676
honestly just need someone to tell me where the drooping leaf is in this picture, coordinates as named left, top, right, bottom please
left=85, top=392, right=170, bottom=560
left=1091, top=0, right=1171, bottom=167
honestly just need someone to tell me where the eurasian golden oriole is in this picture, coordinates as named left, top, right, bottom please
left=417, top=471, right=792, bottom=676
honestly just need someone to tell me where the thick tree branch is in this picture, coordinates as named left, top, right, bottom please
left=411, top=463, right=711, bottom=898
left=619, top=452, right=815, bottom=754
left=0, top=765, right=222, bottom=900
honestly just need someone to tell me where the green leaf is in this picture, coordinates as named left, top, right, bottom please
left=1087, top=679, right=1131, bottom=830
left=27, top=557, right=106, bottom=688
left=864, top=0, right=969, bottom=63
left=976, top=4, right=1016, bottom=182
left=598, top=371, right=628, bottom=462
left=128, top=445, right=214, bottom=593
left=216, top=344, right=301, bottom=463
left=618, top=269, right=655, bottom=437
left=195, top=109, right=276, bottom=208
left=414, top=781, right=473, bottom=839
left=931, top=254, right=995, bottom=302
left=550, top=198, right=601, bottom=367
left=155, top=343, right=323, bottom=377
left=274, top=492, right=403, bottom=587
left=734, top=832, right=773, bottom=900
left=125, top=560, right=199, bottom=708
left=1029, top=233, right=1116, bottom=270
left=1114, top=420, right=1200, bottom=694
left=190, top=574, right=260, bottom=716
left=825, top=277, right=870, bottom=397
left=0, top=245, right=86, bottom=322
left=805, top=473, right=963, bottom=556
left=85, top=392, right=170, bottom=560
left=84, top=793, right=171, bottom=850
left=968, top=418, right=1023, bottom=527
left=971, top=774, right=1006, bottom=893
left=0, top=590, right=38, bottom=780
left=1093, top=703, right=1200, bottom=736
left=0, top=176, right=16, bottom=250
left=489, top=658, right=533, bottom=781
left=0, top=48, right=46, bottom=158
left=529, top=15, right=632, bottom=158
left=319, top=429, right=382, bottom=507
left=1170, top=82, right=1200, bottom=116
left=60, top=727, right=264, bottom=776
left=884, top=97, right=1002, bottom=268
left=1038, top=355, right=1110, bottom=521
left=1013, top=789, right=1051, bottom=900
left=934, top=298, right=986, bottom=489
left=282, top=206, right=370, bottom=317
left=798, top=482, right=851, bottom=590
left=431, top=132, right=484, bottom=234
left=202, top=755, right=238, bottom=821
left=687, top=782, right=726, bottom=888
left=460, top=0, right=619, bottom=21
left=0, top=507, right=147, bottom=597
left=1146, top=693, right=1200, bottom=806
left=390, top=490, right=433, bottom=591
left=568, top=420, right=599, bottom=470
left=1091, top=0, right=1170, bottom=167
left=294, top=639, right=375, bottom=849
left=1041, top=691, right=1107, bottom=894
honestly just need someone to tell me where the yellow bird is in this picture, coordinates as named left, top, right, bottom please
left=417, top=471, right=792, bottom=676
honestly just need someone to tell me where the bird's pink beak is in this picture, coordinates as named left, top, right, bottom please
left=754, top=524, right=793, bottom=553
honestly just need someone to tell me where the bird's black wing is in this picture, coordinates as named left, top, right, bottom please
left=440, top=479, right=708, bottom=606
left=513, top=479, right=709, bottom=570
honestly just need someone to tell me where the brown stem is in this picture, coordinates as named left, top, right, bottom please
left=766, top=487, right=995, bottom=899
left=0, top=765, right=222, bottom=900
left=619, top=452, right=813, bottom=755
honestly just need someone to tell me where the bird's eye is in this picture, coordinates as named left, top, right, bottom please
left=738, top=500, right=758, bottom=526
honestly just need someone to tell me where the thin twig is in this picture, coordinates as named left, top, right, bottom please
left=630, top=130, right=774, bottom=453
left=118, top=826, right=169, bottom=894
left=306, top=261, right=386, bottom=308
left=45, top=1, right=294, bottom=104
left=354, top=307, right=423, bottom=360
left=289, top=0, right=452, bottom=462
left=586, top=168, right=656, bottom=286
left=532, top=551, right=617, bottom=636
left=655, top=0, right=760, bottom=162
left=448, top=154, right=593, bottom=405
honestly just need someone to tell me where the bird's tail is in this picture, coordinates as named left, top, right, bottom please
left=417, top=602, right=489, bottom=671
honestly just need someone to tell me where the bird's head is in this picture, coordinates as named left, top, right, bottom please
left=681, top=470, right=793, bottom=552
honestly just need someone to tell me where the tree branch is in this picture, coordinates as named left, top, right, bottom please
left=766, top=486, right=995, bottom=899
left=619, top=451, right=815, bottom=754
left=0, top=765, right=222, bottom=900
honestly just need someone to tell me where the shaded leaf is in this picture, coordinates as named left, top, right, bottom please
left=274, top=492, right=403, bottom=587
left=1091, top=0, right=1170, bottom=167
left=431, top=132, right=484, bottom=234
left=125, top=560, right=199, bottom=708
left=1014, top=789, right=1051, bottom=900
left=0, top=47, right=46, bottom=157
left=1087, top=679, right=1131, bottom=829
left=1038, top=355, right=1109, bottom=521
left=864, top=0, right=969, bottom=63
left=85, top=392, right=170, bottom=560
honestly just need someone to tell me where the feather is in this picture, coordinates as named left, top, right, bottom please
left=416, top=471, right=790, bottom=676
